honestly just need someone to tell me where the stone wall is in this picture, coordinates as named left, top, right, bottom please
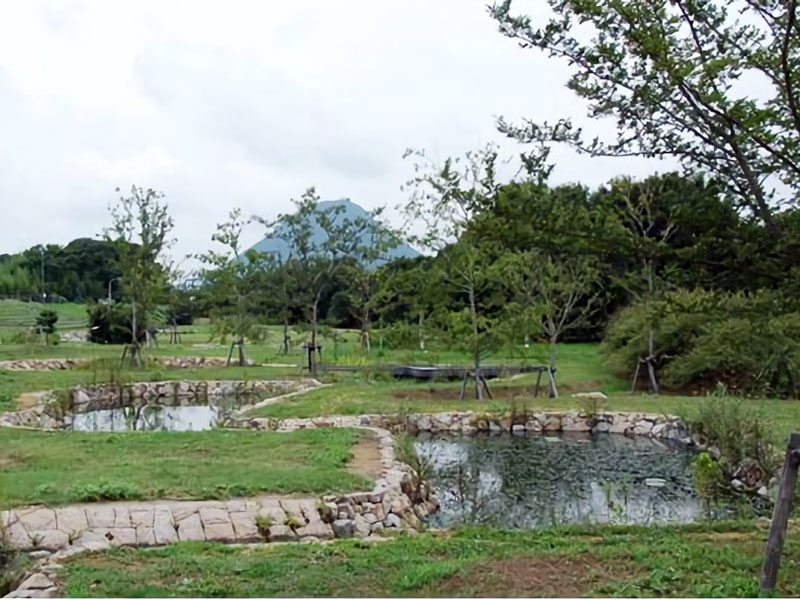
left=0, top=356, right=245, bottom=371
left=0, top=379, right=319, bottom=430
left=248, top=410, right=689, bottom=442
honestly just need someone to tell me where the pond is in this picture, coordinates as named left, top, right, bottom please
left=415, top=431, right=707, bottom=529
left=69, top=396, right=254, bottom=432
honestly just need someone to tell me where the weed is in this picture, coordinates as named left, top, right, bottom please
left=255, top=514, right=272, bottom=537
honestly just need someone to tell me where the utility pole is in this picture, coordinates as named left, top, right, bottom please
left=39, top=245, right=46, bottom=304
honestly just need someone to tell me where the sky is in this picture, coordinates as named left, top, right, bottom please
left=0, top=0, right=672, bottom=274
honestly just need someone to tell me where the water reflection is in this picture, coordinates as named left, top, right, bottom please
left=415, top=432, right=704, bottom=529
left=69, top=395, right=254, bottom=432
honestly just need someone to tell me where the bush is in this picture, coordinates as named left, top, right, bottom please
left=603, top=288, right=800, bottom=397
left=69, top=479, right=141, bottom=502
left=685, top=393, right=777, bottom=481
left=87, top=302, right=146, bottom=345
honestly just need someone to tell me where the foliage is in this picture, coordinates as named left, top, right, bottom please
left=254, top=189, right=393, bottom=373
left=87, top=302, right=145, bottom=345
left=604, top=288, right=800, bottom=396
left=70, top=479, right=141, bottom=502
left=491, top=0, right=800, bottom=236
left=691, top=452, right=725, bottom=501
left=104, top=186, right=174, bottom=366
left=34, top=309, right=58, bottom=336
left=686, top=393, right=776, bottom=478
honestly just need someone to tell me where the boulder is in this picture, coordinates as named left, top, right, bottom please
left=331, top=519, right=355, bottom=538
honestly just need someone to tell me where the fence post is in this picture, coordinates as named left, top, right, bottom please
left=760, top=432, right=800, bottom=594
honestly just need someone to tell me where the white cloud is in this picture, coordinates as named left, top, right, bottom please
left=0, top=0, right=674, bottom=275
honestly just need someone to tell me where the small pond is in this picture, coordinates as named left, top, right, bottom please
left=69, top=396, right=256, bottom=432
left=415, top=431, right=708, bottom=528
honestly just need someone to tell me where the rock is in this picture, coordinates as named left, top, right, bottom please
left=129, top=508, right=154, bottom=529
left=757, top=486, right=769, bottom=498
left=32, top=530, right=69, bottom=551
left=85, top=506, right=116, bottom=529
left=353, top=515, right=371, bottom=538
left=203, top=522, right=236, bottom=542
left=593, top=421, right=611, bottom=433
left=258, top=506, right=287, bottom=526
left=198, top=507, right=231, bottom=526
left=633, top=421, right=653, bottom=435
left=230, top=512, right=261, bottom=541
left=363, top=513, right=379, bottom=525
left=177, top=514, right=205, bottom=542
left=385, top=513, right=402, bottom=528
left=511, top=424, right=525, bottom=435
left=4, top=519, right=32, bottom=549
left=19, top=508, right=57, bottom=532
left=371, top=521, right=384, bottom=534
left=296, top=520, right=333, bottom=540
left=390, top=495, right=412, bottom=515
left=731, top=479, right=745, bottom=491
left=135, top=526, right=157, bottom=546
left=18, top=573, right=54, bottom=591
left=332, top=519, right=355, bottom=538
left=267, top=525, right=297, bottom=542
left=153, top=510, right=178, bottom=545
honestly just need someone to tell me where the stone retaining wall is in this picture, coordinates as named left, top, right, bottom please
left=0, top=356, right=244, bottom=371
left=0, top=379, right=320, bottom=430
left=247, top=410, right=689, bottom=441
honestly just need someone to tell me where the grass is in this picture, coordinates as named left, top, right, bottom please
left=0, top=427, right=371, bottom=508
left=0, top=299, right=88, bottom=332
left=57, top=522, right=800, bottom=597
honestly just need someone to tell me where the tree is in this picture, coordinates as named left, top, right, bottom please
left=255, top=189, right=389, bottom=375
left=499, top=251, right=601, bottom=396
left=104, top=186, right=174, bottom=367
left=403, top=144, right=503, bottom=399
left=35, top=309, right=58, bottom=344
left=491, top=0, right=800, bottom=235
left=198, top=209, right=262, bottom=366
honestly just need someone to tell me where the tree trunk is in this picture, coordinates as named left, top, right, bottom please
left=130, top=301, right=141, bottom=368
left=469, top=286, right=483, bottom=401
left=647, top=328, right=659, bottom=394
left=361, top=305, right=371, bottom=355
left=418, top=311, right=425, bottom=351
left=309, top=302, right=318, bottom=376
left=237, top=335, right=248, bottom=367
left=548, top=336, right=559, bottom=398
left=281, top=313, right=290, bottom=355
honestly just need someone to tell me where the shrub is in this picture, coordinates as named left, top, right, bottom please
left=685, top=393, right=777, bottom=480
left=69, top=480, right=141, bottom=502
left=603, top=288, right=800, bottom=397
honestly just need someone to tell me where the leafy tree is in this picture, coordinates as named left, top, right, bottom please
left=104, top=186, right=174, bottom=367
left=198, top=209, right=263, bottom=366
left=498, top=250, right=601, bottom=396
left=403, top=144, right=503, bottom=399
left=491, top=0, right=800, bottom=235
left=255, top=188, right=388, bottom=374
left=34, top=309, right=58, bottom=344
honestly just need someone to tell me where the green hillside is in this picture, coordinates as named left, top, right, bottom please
left=0, top=299, right=87, bottom=331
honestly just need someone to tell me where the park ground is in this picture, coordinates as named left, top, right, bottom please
left=1, top=305, right=799, bottom=596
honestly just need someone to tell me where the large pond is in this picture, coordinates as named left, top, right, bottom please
left=415, top=432, right=707, bottom=528
left=69, top=396, right=255, bottom=432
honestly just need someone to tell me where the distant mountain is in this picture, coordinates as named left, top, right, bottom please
left=247, top=198, right=419, bottom=265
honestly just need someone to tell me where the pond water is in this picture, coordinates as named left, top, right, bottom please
left=69, top=396, right=254, bottom=432
left=415, top=432, right=707, bottom=529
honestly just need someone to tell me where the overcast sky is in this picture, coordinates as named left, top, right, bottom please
left=0, top=0, right=672, bottom=272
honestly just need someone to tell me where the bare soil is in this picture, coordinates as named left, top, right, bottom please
left=346, top=433, right=383, bottom=479
left=429, top=554, right=634, bottom=597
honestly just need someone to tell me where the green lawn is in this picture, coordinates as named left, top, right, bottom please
left=0, top=427, right=371, bottom=508
left=58, top=522, right=799, bottom=597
